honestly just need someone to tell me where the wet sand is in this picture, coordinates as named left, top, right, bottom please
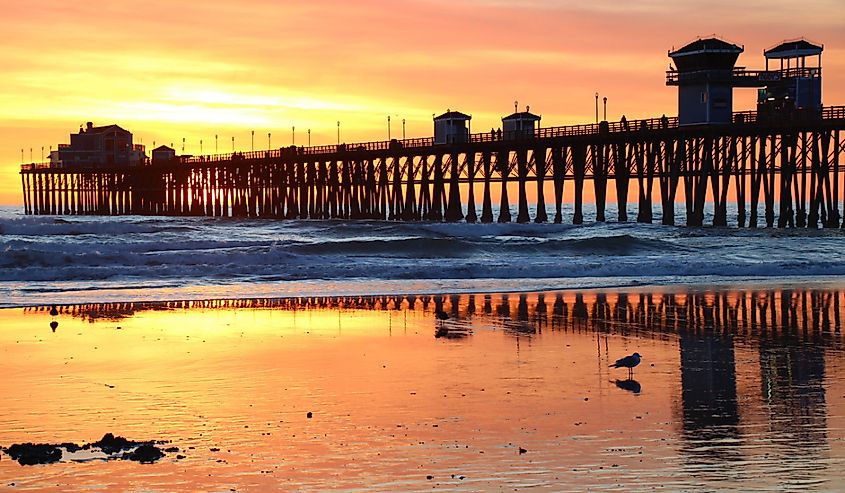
left=2, top=286, right=845, bottom=491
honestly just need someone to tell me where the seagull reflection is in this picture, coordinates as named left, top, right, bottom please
left=615, top=379, right=641, bottom=394
left=49, top=321, right=59, bottom=332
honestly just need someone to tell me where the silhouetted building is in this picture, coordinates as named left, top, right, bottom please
left=758, top=39, right=823, bottom=117
left=434, top=110, right=471, bottom=144
left=54, top=122, right=146, bottom=168
left=668, top=37, right=826, bottom=125
left=668, top=38, right=744, bottom=125
left=502, top=107, right=541, bottom=139
left=151, top=145, right=177, bottom=165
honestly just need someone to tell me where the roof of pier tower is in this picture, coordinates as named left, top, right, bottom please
left=765, top=39, right=823, bottom=59
left=669, top=37, right=744, bottom=71
left=502, top=110, right=541, bottom=122
left=434, top=110, right=471, bottom=121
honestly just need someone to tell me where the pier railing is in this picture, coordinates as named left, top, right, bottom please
left=666, top=67, right=821, bottom=84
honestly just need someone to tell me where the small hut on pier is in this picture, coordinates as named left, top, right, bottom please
left=502, top=106, right=541, bottom=139
left=434, top=110, right=471, bottom=144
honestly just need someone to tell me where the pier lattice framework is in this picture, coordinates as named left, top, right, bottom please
left=20, top=107, right=845, bottom=228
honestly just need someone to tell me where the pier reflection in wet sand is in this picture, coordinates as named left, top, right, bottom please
left=2, top=286, right=845, bottom=491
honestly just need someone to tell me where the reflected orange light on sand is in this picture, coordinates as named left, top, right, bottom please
left=3, top=287, right=845, bottom=490
left=0, top=292, right=683, bottom=491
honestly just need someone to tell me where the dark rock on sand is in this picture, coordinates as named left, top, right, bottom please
left=88, top=433, right=153, bottom=454
left=4, top=433, right=172, bottom=466
left=124, top=444, right=165, bottom=464
left=59, top=442, right=83, bottom=453
left=5, top=443, right=63, bottom=465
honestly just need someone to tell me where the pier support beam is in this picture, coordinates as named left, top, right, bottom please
left=534, top=146, right=548, bottom=223
left=516, top=149, right=530, bottom=223
left=593, top=143, right=608, bottom=222
left=481, top=152, right=494, bottom=223
left=445, top=152, right=463, bottom=222
left=497, top=151, right=512, bottom=223
left=403, top=156, right=418, bottom=221
left=552, top=146, right=565, bottom=224
left=466, top=152, right=478, bottom=223
left=615, top=142, right=630, bottom=222
left=572, top=144, right=586, bottom=225
left=431, top=154, right=444, bottom=221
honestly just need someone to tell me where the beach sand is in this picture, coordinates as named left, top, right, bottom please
left=2, top=285, right=845, bottom=491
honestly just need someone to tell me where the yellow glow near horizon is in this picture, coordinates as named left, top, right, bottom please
left=1, top=0, right=844, bottom=205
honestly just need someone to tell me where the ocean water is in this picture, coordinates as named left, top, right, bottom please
left=1, top=204, right=844, bottom=307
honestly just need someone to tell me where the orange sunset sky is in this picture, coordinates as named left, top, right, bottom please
left=1, top=0, right=843, bottom=205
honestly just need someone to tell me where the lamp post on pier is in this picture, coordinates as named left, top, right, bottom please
left=292, top=126, right=295, bottom=146
left=20, top=148, right=23, bottom=164
left=215, top=135, right=218, bottom=154
left=308, top=129, right=311, bottom=147
left=269, top=132, right=272, bottom=150
left=232, top=136, right=235, bottom=152
left=200, top=139, right=203, bottom=154
left=595, top=92, right=599, bottom=123
left=182, top=138, right=185, bottom=153
left=30, top=148, right=32, bottom=162
left=387, top=115, right=391, bottom=140
left=41, top=146, right=44, bottom=161
left=251, top=130, right=254, bottom=151
left=402, top=119, right=406, bottom=140
left=337, top=121, right=340, bottom=145
left=603, top=97, right=608, bottom=121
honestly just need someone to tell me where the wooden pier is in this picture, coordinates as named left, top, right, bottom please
left=19, top=107, right=845, bottom=228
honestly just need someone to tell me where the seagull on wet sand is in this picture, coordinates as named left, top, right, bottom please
left=610, top=352, right=641, bottom=377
